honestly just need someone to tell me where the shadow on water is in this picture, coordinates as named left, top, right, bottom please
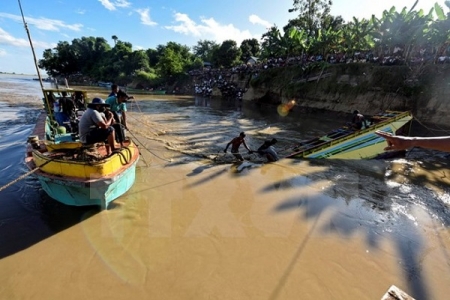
left=0, top=186, right=101, bottom=259
left=130, top=95, right=450, bottom=299
left=264, top=158, right=450, bottom=300
left=0, top=114, right=101, bottom=259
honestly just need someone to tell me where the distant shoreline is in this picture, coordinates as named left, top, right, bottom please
left=0, top=72, right=36, bottom=76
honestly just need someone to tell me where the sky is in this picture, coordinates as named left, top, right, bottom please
left=0, top=0, right=446, bottom=75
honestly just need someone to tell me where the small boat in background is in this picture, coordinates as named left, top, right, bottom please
left=285, top=111, right=413, bottom=159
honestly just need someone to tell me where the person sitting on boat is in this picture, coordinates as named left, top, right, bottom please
left=78, top=98, right=117, bottom=155
left=105, top=89, right=133, bottom=129
left=224, top=132, right=253, bottom=162
left=351, top=110, right=369, bottom=130
left=255, top=138, right=279, bottom=162
left=73, top=91, right=85, bottom=110
left=57, top=91, right=76, bottom=131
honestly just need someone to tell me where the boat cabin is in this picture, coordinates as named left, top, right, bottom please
left=42, top=88, right=88, bottom=144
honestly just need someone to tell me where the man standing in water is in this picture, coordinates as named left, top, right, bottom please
left=224, top=132, right=253, bottom=161
left=256, top=138, right=279, bottom=162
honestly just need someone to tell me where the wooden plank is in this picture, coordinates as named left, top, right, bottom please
left=381, top=285, right=415, bottom=300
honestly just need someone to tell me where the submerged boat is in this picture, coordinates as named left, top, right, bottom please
left=285, top=111, right=413, bottom=159
left=25, top=88, right=140, bottom=208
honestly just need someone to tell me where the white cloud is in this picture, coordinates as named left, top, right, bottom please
left=116, top=0, right=131, bottom=8
left=98, top=0, right=131, bottom=11
left=0, top=27, right=54, bottom=49
left=165, top=13, right=255, bottom=45
left=0, top=48, right=6, bottom=56
left=136, top=8, right=157, bottom=26
left=249, top=14, right=272, bottom=29
left=0, top=13, right=82, bottom=32
left=76, top=9, right=86, bottom=15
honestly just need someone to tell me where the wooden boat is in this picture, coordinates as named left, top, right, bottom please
left=25, top=88, right=140, bottom=208
left=19, top=1, right=139, bottom=208
left=285, top=111, right=413, bottom=159
left=25, top=141, right=139, bottom=208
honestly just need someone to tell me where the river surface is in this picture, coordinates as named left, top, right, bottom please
left=1, top=74, right=450, bottom=299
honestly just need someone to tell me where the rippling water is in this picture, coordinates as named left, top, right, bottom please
left=1, top=74, right=450, bottom=299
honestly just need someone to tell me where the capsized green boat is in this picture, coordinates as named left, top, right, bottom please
left=285, top=111, right=413, bottom=159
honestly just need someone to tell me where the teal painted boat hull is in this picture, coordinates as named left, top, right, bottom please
left=36, top=158, right=138, bottom=208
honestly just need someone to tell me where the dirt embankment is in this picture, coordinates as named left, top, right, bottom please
left=236, top=64, right=450, bottom=127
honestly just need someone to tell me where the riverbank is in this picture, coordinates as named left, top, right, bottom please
left=189, top=63, right=450, bottom=129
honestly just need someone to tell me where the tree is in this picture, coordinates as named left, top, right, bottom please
left=340, top=17, right=376, bottom=56
left=260, top=26, right=284, bottom=58
left=156, top=47, right=184, bottom=77
left=239, top=38, right=260, bottom=62
left=70, top=36, right=110, bottom=76
left=193, top=40, right=219, bottom=63
left=372, top=5, right=433, bottom=59
left=112, top=35, right=118, bottom=45
left=127, top=50, right=151, bottom=74
left=146, top=48, right=159, bottom=67
left=288, top=0, right=333, bottom=38
left=157, top=42, right=193, bottom=63
left=212, top=40, right=241, bottom=68
left=428, top=2, right=450, bottom=62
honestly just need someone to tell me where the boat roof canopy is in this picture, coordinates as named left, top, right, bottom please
left=43, top=88, right=87, bottom=93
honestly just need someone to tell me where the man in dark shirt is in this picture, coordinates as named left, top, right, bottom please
left=57, top=91, right=75, bottom=131
left=256, top=138, right=279, bottom=162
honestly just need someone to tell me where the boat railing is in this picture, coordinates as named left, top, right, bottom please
left=289, top=111, right=412, bottom=158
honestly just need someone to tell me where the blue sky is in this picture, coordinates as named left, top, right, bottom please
left=0, top=0, right=445, bottom=74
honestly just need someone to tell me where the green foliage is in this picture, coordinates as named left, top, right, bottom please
left=435, top=3, right=446, bottom=20
left=136, top=70, right=159, bottom=81
left=37, top=0, right=450, bottom=91
left=239, top=38, right=260, bottom=62
left=190, top=57, right=204, bottom=70
left=212, top=40, right=241, bottom=68
left=193, top=40, right=219, bottom=63
left=157, top=48, right=184, bottom=77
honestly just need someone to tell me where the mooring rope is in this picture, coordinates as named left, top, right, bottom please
left=126, top=127, right=172, bottom=163
left=412, top=116, right=450, bottom=135
left=0, top=158, right=52, bottom=193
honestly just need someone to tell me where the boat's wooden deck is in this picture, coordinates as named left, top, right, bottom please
left=27, top=111, right=133, bottom=159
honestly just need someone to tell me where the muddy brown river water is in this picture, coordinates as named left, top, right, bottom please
left=1, top=74, right=450, bottom=299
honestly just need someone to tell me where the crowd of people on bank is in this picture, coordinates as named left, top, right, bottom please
left=188, top=44, right=449, bottom=100
left=192, top=70, right=247, bottom=100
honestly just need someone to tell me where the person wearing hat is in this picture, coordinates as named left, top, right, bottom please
left=105, top=89, right=133, bottom=130
left=224, top=132, right=253, bottom=161
left=78, top=98, right=117, bottom=155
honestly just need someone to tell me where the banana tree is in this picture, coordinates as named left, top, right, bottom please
left=372, top=4, right=433, bottom=61
left=427, top=2, right=450, bottom=63
left=341, top=17, right=376, bottom=57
